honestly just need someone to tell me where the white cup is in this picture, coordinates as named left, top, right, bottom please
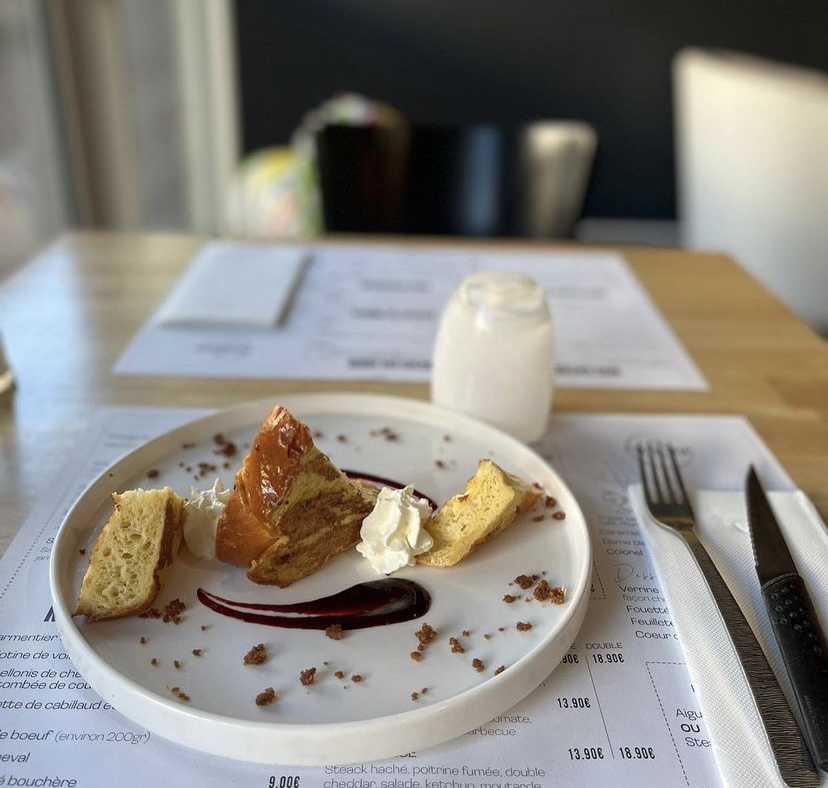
left=431, top=270, right=554, bottom=442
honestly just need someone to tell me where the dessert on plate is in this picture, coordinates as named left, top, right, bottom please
left=75, top=486, right=186, bottom=620
left=417, top=459, right=543, bottom=567
left=74, top=404, right=551, bottom=621
left=215, top=404, right=378, bottom=586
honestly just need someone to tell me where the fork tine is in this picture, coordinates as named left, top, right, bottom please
left=638, top=442, right=691, bottom=511
left=654, top=443, right=678, bottom=504
left=637, top=443, right=656, bottom=503
left=638, top=442, right=663, bottom=505
left=666, top=445, right=690, bottom=505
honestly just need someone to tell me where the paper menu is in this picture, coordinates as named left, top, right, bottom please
left=114, top=244, right=707, bottom=391
left=0, top=408, right=800, bottom=787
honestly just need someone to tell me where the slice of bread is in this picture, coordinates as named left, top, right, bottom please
left=416, top=459, right=542, bottom=567
left=215, top=405, right=379, bottom=587
left=75, top=487, right=185, bottom=621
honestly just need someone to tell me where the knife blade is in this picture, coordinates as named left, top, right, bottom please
left=746, top=466, right=828, bottom=772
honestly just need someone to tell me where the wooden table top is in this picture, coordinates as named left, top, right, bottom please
left=1, top=231, right=827, bottom=556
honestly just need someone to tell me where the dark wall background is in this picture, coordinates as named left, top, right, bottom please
left=234, top=0, right=828, bottom=220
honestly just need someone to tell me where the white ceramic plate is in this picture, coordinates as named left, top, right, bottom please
left=50, top=393, right=591, bottom=765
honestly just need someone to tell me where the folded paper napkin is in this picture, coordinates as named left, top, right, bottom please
left=156, top=242, right=308, bottom=328
left=629, top=486, right=828, bottom=788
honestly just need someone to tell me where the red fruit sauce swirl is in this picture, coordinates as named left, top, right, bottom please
left=197, top=579, right=431, bottom=630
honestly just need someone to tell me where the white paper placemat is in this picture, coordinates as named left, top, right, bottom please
left=116, top=243, right=707, bottom=390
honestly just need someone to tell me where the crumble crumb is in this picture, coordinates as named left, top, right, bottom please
left=173, top=660, right=182, bottom=669
left=351, top=674, right=363, bottom=683
left=532, top=515, right=545, bottom=522
left=171, top=686, right=190, bottom=702
left=516, top=621, right=533, bottom=632
left=147, top=469, right=160, bottom=479
left=256, top=687, right=277, bottom=706
left=494, top=665, right=506, bottom=675
left=553, top=510, right=566, bottom=520
left=534, top=579, right=566, bottom=604
left=163, top=598, right=186, bottom=624
left=371, top=427, right=399, bottom=442
left=411, top=691, right=420, bottom=701
left=545, top=495, right=557, bottom=508
left=300, top=667, right=317, bottom=686
left=139, top=636, right=148, bottom=645
left=335, top=670, right=346, bottom=679
left=462, top=629, right=471, bottom=637
left=213, top=433, right=237, bottom=458
left=472, top=658, right=485, bottom=672
left=195, top=461, right=217, bottom=479
left=415, top=623, right=438, bottom=648
left=410, top=651, right=423, bottom=662
left=448, top=637, right=465, bottom=654
left=244, top=643, right=268, bottom=665
left=325, top=624, right=344, bottom=640
left=192, top=648, right=203, bottom=657
left=503, top=594, right=519, bottom=604
left=514, top=574, right=535, bottom=590
left=150, top=657, right=159, bottom=666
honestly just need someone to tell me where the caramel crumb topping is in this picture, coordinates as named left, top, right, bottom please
left=448, top=637, right=465, bottom=654
left=244, top=643, right=268, bottom=665
left=256, top=687, right=277, bottom=706
left=533, top=579, right=566, bottom=604
left=415, top=623, right=437, bottom=647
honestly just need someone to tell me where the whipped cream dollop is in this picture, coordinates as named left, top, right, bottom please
left=183, top=477, right=232, bottom=560
left=356, top=485, right=433, bottom=575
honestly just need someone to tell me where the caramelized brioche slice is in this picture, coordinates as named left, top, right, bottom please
left=416, top=460, right=542, bottom=567
left=215, top=405, right=379, bottom=586
left=75, top=487, right=185, bottom=621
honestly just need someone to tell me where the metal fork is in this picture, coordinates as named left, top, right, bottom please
left=637, top=443, right=818, bottom=788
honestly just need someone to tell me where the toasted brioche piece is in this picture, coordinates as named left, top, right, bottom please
left=416, top=460, right=542, bottom=567
left=75, top=487, right=185, bottom=621
left=215, top=405, right=379, bottom=587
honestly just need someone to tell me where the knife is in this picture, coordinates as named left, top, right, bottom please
left=746, top=466, right=828, bottom=772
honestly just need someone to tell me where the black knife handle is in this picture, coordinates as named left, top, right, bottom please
left=763, top=572, right=828, bottom=770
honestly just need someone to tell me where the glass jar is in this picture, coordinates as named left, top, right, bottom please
left=431, top=270, right=554, bottom=442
